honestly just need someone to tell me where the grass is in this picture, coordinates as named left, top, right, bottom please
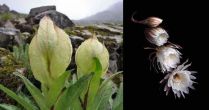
left=0, top=12, right=13, bottom=21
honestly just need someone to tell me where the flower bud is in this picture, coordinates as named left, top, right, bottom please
left=132, top=16, right=162, bottom=27
left=75, top=35, right=109, bottom=78
left=144, top=17, right=163, bottom=27
left=29, top=16, right=72, bottom=85
left=145, top=27, right=169, bottom=46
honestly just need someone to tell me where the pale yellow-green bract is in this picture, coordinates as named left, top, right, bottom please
left=29, top=16, right=72, bottom=85
left=75, top=35, right=109, bottom=78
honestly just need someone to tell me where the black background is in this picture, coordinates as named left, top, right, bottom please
left=124, top=0, right=209, bottom=109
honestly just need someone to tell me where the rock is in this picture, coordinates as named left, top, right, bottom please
left=81, top=29, right=92, bottom=38
left=15, top=23, right=34, bottom=33
left=117, top=43, right=123, bottom=71
left=68, top=36, right=84, bottom=69
left=9, top=10, right=19, bottom=15
left=21, top=32, right=31, bottom=36
left=34, top=10, right=74, bottom=28
left=0, top=33, right=12, bottom=48
left=26, top=6, right=74, bottom=29
left=70, top=36, right=84, bottom=48
left=0, top=21, right=4, bottom=27
left=0, top=4, right=10, bottom=13
left=3, top=20, right=15, bottom=28
left=21, top=32, right=32, bottom=43
left=13, top=18, right=27, bottom=24
left=103, top=23, right=123, bottom=30
left=0, top=27, right=23, bottom=48
left=94, top=24, right=122, bottom=35
left=97, top=35, right=123, bottom=44
left=109, top=59, right=118, bottom=73
left=0, top=27, right=19, bottom=36
left=28, top=5, right=56, bottom=17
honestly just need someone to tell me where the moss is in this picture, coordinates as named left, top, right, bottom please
left=0, top=12, right=28, bottom=22
left=0, top=48, right=24, bottom=104
left=0, top=12, right=13, bottom=21
left=0, top=48, right=22, bottom=74
left=0, top=73, right=23, bottom=104
left=64, top=27, right=77, bottom=36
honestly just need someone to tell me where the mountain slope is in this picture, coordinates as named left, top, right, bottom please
left=75, top=1, right=123, bottom=24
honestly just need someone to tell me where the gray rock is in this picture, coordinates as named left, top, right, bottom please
left=0, top=4, right=10, bottom=13
left=97, top=35, right=123, bottom=44
left=21, top=32, right=32, bottom=43
left=70, top=36, right=84, bottom=48
left=68, top=36, right=84, bottom=69
left=81, top=30, right=92, bottom=38
left=14, top=18, right=27, bottom=24
left=109, top=59, right=118, bottom=73
left=95, top=24, right=122, bottom=35
left=0, top=27, right=19, bottom=36
left=15, top=23, right=34, bottom=34
left=4, top=20, right=15, bottom=28
left=0, top=33, right=12, bottom=48
left=0, top=27, right=23, bottom=48
left=26, top=6, right=74, bottom=29
left=10, top=10, right=19, bottom=15
left=34, top=10, right=74, bottom=28
left=28, top=5, right=56, bottom=18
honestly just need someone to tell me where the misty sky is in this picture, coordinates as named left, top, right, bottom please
left=0, top=0, right=122, bottom=20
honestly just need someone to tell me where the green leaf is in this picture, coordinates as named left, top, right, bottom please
left=113, top=83, right=123, bottom=110
left=113, top=103, right=123, bottom=110
left=45, top=71, right=71, bottom=107
left=94, top=57, right=103, bottom=74
left=87, top=72, right=122, bottom=110
left=100, top=71, right=122, bottom=88
left=87, top=81, right=113, bottom=110
left=17, top=92, right=38, bottom=110
left=86, top=57, right=103, bottom=108
left=54, top=73, right=93, bottom=110
left=71, top=99, right=83, bottom=110
left=0, top=84, right=34, bottom=110
left=14, top=72, right=49, bottom=110
left=0, top=104, right=21, bottom=110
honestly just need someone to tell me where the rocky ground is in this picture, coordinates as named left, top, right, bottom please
left=0, top=4, right=123, bottom=104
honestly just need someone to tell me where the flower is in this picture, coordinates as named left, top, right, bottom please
left=156, top=45, right=181, bottom=73
left=75, top=35, right=109, bottom=78
left=162, top=60, right=197, bottom=98
left=145, top=27, right=169, bottom=46
left=29, top=16, right=73, bottom=85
